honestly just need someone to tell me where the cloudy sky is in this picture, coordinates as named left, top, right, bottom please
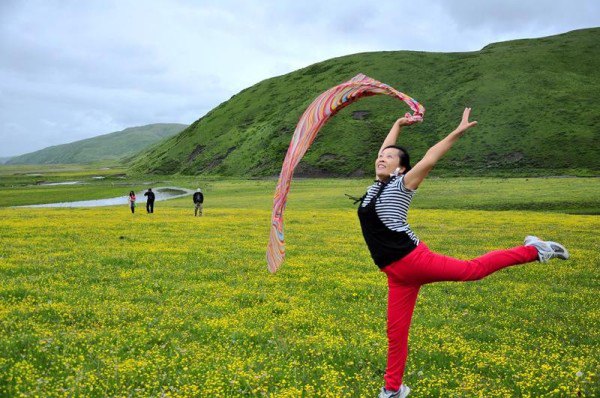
left=1, top=0, right=599, bottom=158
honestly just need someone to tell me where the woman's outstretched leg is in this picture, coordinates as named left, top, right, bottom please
left=400, top=237, right=568, bottom=285
left=411, top=244, right=537, bottom=284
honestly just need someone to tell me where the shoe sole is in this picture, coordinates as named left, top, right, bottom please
left=547, top=241, right=570, bottom=260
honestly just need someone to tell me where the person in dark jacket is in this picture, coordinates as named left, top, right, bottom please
left=193, top=188, right=204, bottom=216
left=144, top=188, right=155, bottom=214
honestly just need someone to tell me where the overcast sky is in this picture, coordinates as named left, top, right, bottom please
left=1, top=0, right=598, bottom=157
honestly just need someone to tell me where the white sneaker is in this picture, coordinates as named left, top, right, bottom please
left=378, top=384, right=410, bottom=398
left=524, top=235, right=570, bottom=263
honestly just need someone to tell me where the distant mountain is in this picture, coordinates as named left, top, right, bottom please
left=7, top=123, right=188, bottom=165
left=0, top=157, right=12, bottom=164
left=131, top=28, right=599, bottom=177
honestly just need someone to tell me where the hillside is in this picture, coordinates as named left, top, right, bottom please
left=8, top=123, right=188, bottom=165
left=131, top=28, right=600, bottom=177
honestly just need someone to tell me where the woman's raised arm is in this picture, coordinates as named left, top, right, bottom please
left=403, top=108, right=477, bottom=190
left=379, top=117, right=412, bottom=154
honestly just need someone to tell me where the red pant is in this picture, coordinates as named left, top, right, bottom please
left=381, top=242, right=538, bottom=391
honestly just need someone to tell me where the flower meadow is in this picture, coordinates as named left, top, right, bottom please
left=0, top=178, right=598, bottom=397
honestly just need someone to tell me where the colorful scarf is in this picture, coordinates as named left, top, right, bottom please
left=267, top=73, right=425, bottom=273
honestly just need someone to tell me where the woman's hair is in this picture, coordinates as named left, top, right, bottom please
left=129, top=191, right=135, bottom=196
left=383, top=145, right=412, bottom=174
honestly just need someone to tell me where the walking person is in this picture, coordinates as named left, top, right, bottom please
left=144, top=188, right=155, bottom=214
left=128, top=191, right=136, bottom=214
left=358, top=108, right=569, bottom=398
left=193, top=188, right=204, bottom=216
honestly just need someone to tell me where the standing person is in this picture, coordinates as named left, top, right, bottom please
left=193, top=188, right=204, bottom=216
left=358, top=108, right=569, bottom=398
left=144, top=188, right=155, bottom=214
left=128, top=191, right=136, bottom=214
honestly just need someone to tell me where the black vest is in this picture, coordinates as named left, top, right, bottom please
left=357, top=181, right=417, bottom=268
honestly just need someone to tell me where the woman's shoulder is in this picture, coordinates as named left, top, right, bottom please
left=389, top=175, right=415, bottom=194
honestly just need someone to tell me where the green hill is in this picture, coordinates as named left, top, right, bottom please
left=131, top=28, right=600, bottom=177
left=8, top=123, right=188, bottom=165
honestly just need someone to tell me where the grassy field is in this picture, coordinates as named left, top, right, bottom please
left=0, top=174, right=599, bottom=397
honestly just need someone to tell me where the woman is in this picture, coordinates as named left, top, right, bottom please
left=128, top=191, right=136, bottom=214
left=358, top=108, right=569, bottom=398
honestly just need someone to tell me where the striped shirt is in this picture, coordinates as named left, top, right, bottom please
left=361, top=175, right=420, bottom=245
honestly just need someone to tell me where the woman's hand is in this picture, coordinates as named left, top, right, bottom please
left=395, top=117, right=412, bottom=127
left=456, top=107, right=478, bottom=134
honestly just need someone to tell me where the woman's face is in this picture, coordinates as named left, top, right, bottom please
left=375, top=147, right=403, bottom=180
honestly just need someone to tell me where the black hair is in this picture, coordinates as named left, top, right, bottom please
left=382, top=145, right=412, bottom=174
left=129, top=191, right=135, bottom=196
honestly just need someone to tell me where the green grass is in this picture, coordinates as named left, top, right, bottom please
left=130, top=28, right=600, bottom=177
left=0, top=163, right=130, bottom=182
left=0, top=164, right=137, bottom=206
left=3, top=164, right=599, bottom=215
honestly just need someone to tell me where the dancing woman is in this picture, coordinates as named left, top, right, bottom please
left=357, top=108, right=569, bottom=398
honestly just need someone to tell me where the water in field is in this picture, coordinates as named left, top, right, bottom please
left=21, top=187, right=193, bottom=208
left=37, top=181, right=84, bottom=186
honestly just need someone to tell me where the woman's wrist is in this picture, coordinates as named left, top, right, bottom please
left=452, top=127, right=466, bottom=136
